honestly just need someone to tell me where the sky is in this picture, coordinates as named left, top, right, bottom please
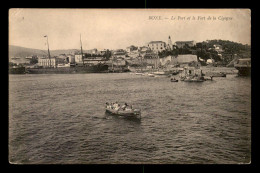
left=9, top=9, right=251, bottom=50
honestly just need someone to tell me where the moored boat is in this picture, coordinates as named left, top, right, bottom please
left=26, top=64, right=109, bottom=74
left=153, top=71, right=166, bottom=75
left=148, top=73, right=155, bottom=77
left=9, top=66, right=26, bottom=74
left=206, top=72, right=226, bottom=77
left=234, top=58, right=251, bottom=76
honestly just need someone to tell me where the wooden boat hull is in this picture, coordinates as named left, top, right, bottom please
left=234, top=58, right=251, bottom=76
left=235, top=66, right=251, bottom=76
left=26, top=64, right=109, bottom=74
left=9, top=67, right=26, bottom=74
left=105, top=108, right=141, bottom=119
left=171, top=80, right=178, bottom=82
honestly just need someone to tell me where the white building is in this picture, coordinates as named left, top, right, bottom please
left=38, top=58, right=57, bottom=68
left=75, top=54, right=83, bottom=63
left=67, top=54, right=75, bottom=63
left=126, top=45, right=138, bottom=53
left=147, top=41, right=166, bottom=52
left=113, top=49, right=126, bottom=59
left=139, top=46, right=150, bottom=52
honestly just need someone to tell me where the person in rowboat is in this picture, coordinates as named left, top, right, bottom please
left=121, top=103, right=128, bottom=110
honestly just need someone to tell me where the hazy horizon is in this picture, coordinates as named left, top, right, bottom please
left=9, top=9, right=251, bottom=51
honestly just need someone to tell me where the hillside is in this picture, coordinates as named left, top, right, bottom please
left=9, top=45, right=79, bottom=58
left=159, top=39, right=251, bottom=66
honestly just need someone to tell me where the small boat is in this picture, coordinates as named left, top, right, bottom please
left=153, top=71, right=166, bottom=75
left=234, top=58, right=251, bottom=76
left=148, top=73, right=155, bottom=77
left=170, top=78, right=178, bottom=82
left=204, top=76, right=213, bottom=81
left=183, top=76, right=204, bottom=82
left=105, top=103, right=141, bottom=119
left=106, top=108, right=141, bottom=119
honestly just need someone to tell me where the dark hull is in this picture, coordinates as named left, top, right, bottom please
left=184, top=79, right=204, bottom=82
left=206, top=72, right=226, bottom=77
left=171, top=80, right=178, bottom=82
left=235, top=67, right=251, bottom=76
left=9, top=67, right=26, bottom=74
left=27, top=65, right=109, bottom=74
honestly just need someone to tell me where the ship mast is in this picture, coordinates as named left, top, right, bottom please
left=80, top=34, right=84, bottom=65
left=44, top=35, right=51, bottom=67
left=112, top=56, right=114, bottom=72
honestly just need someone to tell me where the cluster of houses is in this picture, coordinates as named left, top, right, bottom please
left=9, top=36, right=224, bottom=69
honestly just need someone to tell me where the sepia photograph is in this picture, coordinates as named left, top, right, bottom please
left=8, top=8, right=251, bottom=164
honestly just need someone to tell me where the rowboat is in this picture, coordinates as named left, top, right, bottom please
left=105, top=108, right=141, bottom=119
left=171, top=78, right=178, bottom=82
left=148, top=73, right=155, bottom=77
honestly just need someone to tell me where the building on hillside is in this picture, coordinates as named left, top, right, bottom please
left=175, top=41, right=196, bottom=48
left=75, top=54, right=84, bottom=63
left=113, top=49, right=126, bottom=59
left=142, top=51, right=158, bottom=59
left=127, top=51, right=140, bottom=58
left=107, top=57, right=126, bottom=67
left=58, top=54, right=75, bottom=64
left=126, top=45, right=138, bottom=53
left=160, top=56, right=172, bottom=66
left=85, top=48, right=99, bottom=54
left=100, top=49, right=109, bottom=55
left=58, top=54, right=69, bottom=63
left=144, top=58, right=160, bottom=68
left=138, top=46, right=150, bottom=52
left=67, top=54, right=75, bottom=64
left=147, top=41, right=166, bottom=52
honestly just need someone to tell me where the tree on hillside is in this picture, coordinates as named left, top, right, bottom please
left=158, top=49, right=179, bottom=58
